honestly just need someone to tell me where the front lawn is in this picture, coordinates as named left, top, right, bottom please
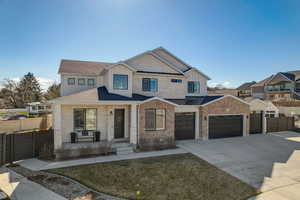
left=48, top=153, right=258, bottom=200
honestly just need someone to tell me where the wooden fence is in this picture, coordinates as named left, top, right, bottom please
left=267, top=117, right=294, bottom=133
left=0, top=130, right=54, bottom=166
left=0, top=114, right=52, bottom=133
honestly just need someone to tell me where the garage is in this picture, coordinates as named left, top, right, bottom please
left=209, top=115, right=243, bottom=139
left=175, top=112, right=195, bottom=140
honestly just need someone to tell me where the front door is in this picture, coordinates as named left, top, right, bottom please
left=114, top=109, right=125, bottom=139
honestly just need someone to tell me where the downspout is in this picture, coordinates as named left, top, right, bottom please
left=136, top=104, right=140, bottom=147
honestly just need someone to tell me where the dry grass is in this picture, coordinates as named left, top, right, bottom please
left=48, top=153, right=258, bottom=200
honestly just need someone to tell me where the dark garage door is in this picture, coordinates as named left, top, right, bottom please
left=209, top=115, right=243, bottom=139
left=175, top=112, right=195, bottom=140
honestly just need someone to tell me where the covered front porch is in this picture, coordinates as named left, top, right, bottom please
left=52, top=102, right=138, bottom=159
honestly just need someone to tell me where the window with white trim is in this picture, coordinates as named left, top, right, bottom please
left=78, top=78, right=86, bottom=86
left=68, top=78, right=75, bottom=85
left=188, top=81, right=200, bottom=93
left=87, top=78, right=95, bottom=86
left=142, top=78, right=158, bottom=92
left=145, top=109, right=165, bottom=130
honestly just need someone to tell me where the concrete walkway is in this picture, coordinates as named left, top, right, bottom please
left=178, top=131, right=300, bottom=200
left=19, top=148, right=187, bottom=171
left=0, top=167, right=67, bottom=200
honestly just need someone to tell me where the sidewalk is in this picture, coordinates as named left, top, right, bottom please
left=18, top=148, right=187, bottom=171
left=0, top=167, right=67, bottom=200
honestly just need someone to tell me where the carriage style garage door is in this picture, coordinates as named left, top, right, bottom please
left=209, top=115, right=243, bottom=139
left=175, top=112, right=195, bottom=140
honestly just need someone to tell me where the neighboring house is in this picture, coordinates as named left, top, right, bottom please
left=251, top=71, right=300, bottom=101
left=246, top=98, right=279, bottom=118
left=236, top=81, right=256, bottom=98
left=26, top=102, right=51, bottom=114
left=207, top=88, right=238, bottom=96
left=50, top=47, right=251, bottom=158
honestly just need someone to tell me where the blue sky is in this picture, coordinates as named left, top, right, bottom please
left=0, top=0, right=299, bottom=89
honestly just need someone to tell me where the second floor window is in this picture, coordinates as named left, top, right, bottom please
left=87, top=79, right=95, bottom=86
left=188, top=81, right=200, bottom=93
left=113, top=74, right=128, bottom=90
left=142, top=78, right=158, bottom=92
left=68, top=78, right=75, bottom=85
left=78, top=78, right=86, bottom=86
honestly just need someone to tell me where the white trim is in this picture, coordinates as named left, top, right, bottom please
left=141, top=97, right=178, bottom=107
left=148, top=52, right=184, bottom=74
left=154, top=47, right=211, bottom=80
left=124, top=50, right=184, bottom=75
left=200, top=95, right=250, bottom=107
left=107, top=62, right=137, bottom=72
left=184, top=67, right=211, bottom=80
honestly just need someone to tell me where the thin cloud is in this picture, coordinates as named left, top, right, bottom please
left=208, top=81, right=233, bottom=89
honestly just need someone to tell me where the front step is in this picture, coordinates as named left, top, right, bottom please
left=112, top=143, right=134, bottom=155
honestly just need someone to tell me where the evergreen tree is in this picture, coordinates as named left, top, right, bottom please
left=44, top=83, right=60, bottom=100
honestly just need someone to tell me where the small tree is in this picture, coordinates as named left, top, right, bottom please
left=0, top=79, right=20, bottom=108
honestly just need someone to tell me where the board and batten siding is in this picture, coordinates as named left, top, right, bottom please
left=132, top=74, right=186, bottom=99
left=60, top=74, right=99, bottom=96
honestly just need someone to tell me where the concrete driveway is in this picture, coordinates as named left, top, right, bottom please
left=177, top=131, right=300, bottom=200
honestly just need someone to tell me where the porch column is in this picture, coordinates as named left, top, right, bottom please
left=130, top=104, right=138, bottom=144
left=53, top=103, right=63, bottom=150
left=262, top=111, right=267, bottom=134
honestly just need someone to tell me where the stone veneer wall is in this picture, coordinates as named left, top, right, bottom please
left=199, top=96, right=250, bottom=140
left=138, top=99, right=176, bottom=151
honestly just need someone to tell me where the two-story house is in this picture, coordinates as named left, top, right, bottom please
left=251, top=71, right=300, bottom=101
left=236, top=81, right=256, bottom=98
left=50, top=47, right=250, bottom=159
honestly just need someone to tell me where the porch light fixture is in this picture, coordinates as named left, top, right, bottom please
left=204, top=116, right=207, bottom=120
left=110, top=110, right=113, bottom=115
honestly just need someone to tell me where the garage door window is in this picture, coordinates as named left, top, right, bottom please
left=145, top=109, right=165, bottom=130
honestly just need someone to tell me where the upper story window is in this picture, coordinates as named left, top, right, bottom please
left=113, top=74, right=128, bottom=90
left=87, top=79, right=95, bottom=86
left=142, top=78, right=158, bottom=92
left=188, top=81, right=200, bottom=93
left=171, top=79, right=182, bottom=83
left=68, top=78, right=75, bottom=85
left=78, top=78, right=86, bottom=86
left=145, top=109, right=165, bottom=131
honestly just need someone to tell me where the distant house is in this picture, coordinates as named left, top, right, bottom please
left=251, top=70, right=300, bottom=101
left=26, top=102, right=51, bottom=114
left=236, top=81, right=256, bottom=98
left=207, top=88, right=238, bottom=96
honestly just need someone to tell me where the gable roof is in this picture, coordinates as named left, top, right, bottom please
left=167, top=95, right=223, bottom=105
left=184, top=67, right=211, bottom=80
left=152, top=47, right=191, bottom=71
left=58, top=47, right=211, bottom=80
left=58, top=59, right=113, bottom=75
left=281, top=72, right=295, bottom=81
left=251, top=75, right=273, bottom=87
left=236, top=81, right=256, bottom=90
left=124, top=50, right=184, bottom=74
